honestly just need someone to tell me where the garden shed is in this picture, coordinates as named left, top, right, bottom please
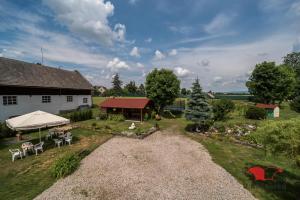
left=100, top=98, right=153, bottom=122
left=256, top=103, right=280, bottom=118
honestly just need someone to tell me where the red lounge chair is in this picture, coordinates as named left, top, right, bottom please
left=248, top=166, right=283, bottom=181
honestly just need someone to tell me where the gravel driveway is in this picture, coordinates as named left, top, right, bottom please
left=35, top=129, right=256, bottom=200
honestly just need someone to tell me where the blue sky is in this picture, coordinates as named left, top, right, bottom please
left=0, top=0, right=299, bottom=91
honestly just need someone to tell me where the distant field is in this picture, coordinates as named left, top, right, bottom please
left=214, top=94, right=252, bottom=100
left=92, top=97, right=106, bottom=105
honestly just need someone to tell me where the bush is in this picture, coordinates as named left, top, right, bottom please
left=108, top=114, right=125, bottom=121
left=245, top=106, right=266, bottom=120
left=296, top=156, right=300, bottom=167
left=98, top=112, right=107, bottom=120
left=63, top=109, right=93, bottom=122
left=144, top=113, right=149, bottom=121
left=290, top=96, right=300, bottom=113
left=150, top=111, right=156, bottom=119
left=212, top=99, right=235, bottom=121
left=51, top=153, right=80, bottom=178
left=248, top=119, right=300, bottom=158
left=0, top=122, right=14, bottom=138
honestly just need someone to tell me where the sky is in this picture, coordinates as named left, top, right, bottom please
left=0, top=0, right=299, bottom=92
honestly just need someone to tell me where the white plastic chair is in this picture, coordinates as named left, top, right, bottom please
left=34, top=142, right=44, bottom=155
left=53, top=139, right=62, bottom=148
left=9, top=149, right=23, bottom=162
left=65, top=136, right=73, bottom=146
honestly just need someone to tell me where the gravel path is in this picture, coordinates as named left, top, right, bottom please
left=35, top=129, right=256, bottom=200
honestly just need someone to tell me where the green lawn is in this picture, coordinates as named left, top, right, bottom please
left=0, top=116, right=154, bottom=200
left=163, top=100, right=300, bottom=200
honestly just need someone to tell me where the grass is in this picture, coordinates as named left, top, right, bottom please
left=0, top=127, right=112, bottom=200
left=166, top=100, right=300, bottom=200
left=0, top=108, right=155, bottom=200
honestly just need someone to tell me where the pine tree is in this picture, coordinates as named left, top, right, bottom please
left=138, top=83, right=145, bottom=96
left=185, top=78, right=212, bottom=132
left=112, top=73, right=123, bottom=96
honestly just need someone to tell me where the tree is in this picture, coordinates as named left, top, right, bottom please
left=111, top=73, right=123, bottom=96
left=185, top=78, right=213, bottom=132
left=124, top=81, right=138, bottom=95
left=138, top=83, right=145, bottom=96
left=290, top=96, right=300, bottom=113
left=212, top=99, right=235, bottom=121
left=284, top=52, right=300, bottom=97
left=181, top=88, right=187, bottom=96
left=246, top=62, right=296, bottom=104
left=284, top=52, right=300, bottom=77
left=145, top=68, right=180, bottom=113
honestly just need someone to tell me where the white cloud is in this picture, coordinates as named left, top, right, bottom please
left=145, top=37, right=152, bottom=43
left=136, top=62, right=144, bottom=68
left=154, top=50, right=165, bottom=60
left=152, top=33, right=296, bottom=91
left=130, top=46, right=140, bottom=57
left=174, top=67, right=190, bottom=77
left=43, top=0, right=126, bottom=45
left=213, top=76, right=223, bottom=82
left=169, top=49, right=177, bottom=56
left=290, top=2, right=300, bottom=16
left=107, top=57, right=129, bottom=71
left=204, top=13, right=235, bottom=34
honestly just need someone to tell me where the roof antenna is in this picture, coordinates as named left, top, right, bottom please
left=41, top=47, right=44, bottom=65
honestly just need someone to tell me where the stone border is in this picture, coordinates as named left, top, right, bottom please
left=112, top=127, right=159, bottom=139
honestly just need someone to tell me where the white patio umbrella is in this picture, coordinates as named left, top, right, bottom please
left=6, top=110, right=70, bottom=142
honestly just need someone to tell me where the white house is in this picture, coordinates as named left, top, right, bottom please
left=0, top=57, right=92, bottom=121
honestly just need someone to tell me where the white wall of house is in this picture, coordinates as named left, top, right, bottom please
left=0, top=95, right=92, bottom=121
left=274, top=107, right=280, bottom=118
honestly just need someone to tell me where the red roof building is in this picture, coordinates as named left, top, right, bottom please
left=100, top=98, right=153, bottom=121
left=255, top=103, right=280, bottom=118
left=255, top=103, right=278, bottom=109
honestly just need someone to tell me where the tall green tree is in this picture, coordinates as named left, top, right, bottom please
left=185, top=78, right=212, bottom=131
left=138, top=83, right=145, bottom=96
left=284, top=52, right=300, bottom=96
left=145, top=68, right=180, bottom=113
left=124, top=81, right=138, bottom=95
left=181, top=88, right=187, bottom=96
left=284, top=52, right=300, bottom=77
left=111, top=73, right=123, bottom=96
left=246, top=61, right=296, bottom=104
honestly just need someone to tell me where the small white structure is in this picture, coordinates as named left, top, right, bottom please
left=129, top=123, right=136, bottom=130
left=6, top=110, right=70, bottom=141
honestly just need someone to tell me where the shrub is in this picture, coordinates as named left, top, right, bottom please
left=108, top=114, right=125, bottom=121
left=0, top=122, right=14, bottom=138
left=290, top=96, right=300, bottom=113
left=245, top=106, right=266, bottom=120
left=144, top=113, right=149, bottom=121
left=67, top=109, right=93, bottom=122
left=249, top=119, right=300, bottom=158
left=150, top=111, right=156, bottom=119
left=296, top=156, right=300, bottom=167
left=98, top=112, right=107, bottom=120
left=212, top=99, right=235, bottom=121
left=51, top=153, right=80, bottom=178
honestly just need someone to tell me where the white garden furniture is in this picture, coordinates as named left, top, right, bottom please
left=34, top=142, right=44, bottom=155
left=9, top=149, right=23, bottom=162
left=65, top=136, right=73, bottom=146
left=53, top=139, right=63, bottom=148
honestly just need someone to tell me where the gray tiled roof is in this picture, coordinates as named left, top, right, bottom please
left=0, top=57, right=92, bottom=90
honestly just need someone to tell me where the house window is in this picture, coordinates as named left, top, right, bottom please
left=3, top=96, right=17, bottom=105
left=42, top=96, right=51, bottom=103
left=83, top=98, right=88, bottom=103
left=67, top=96, right=73, bottom=102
